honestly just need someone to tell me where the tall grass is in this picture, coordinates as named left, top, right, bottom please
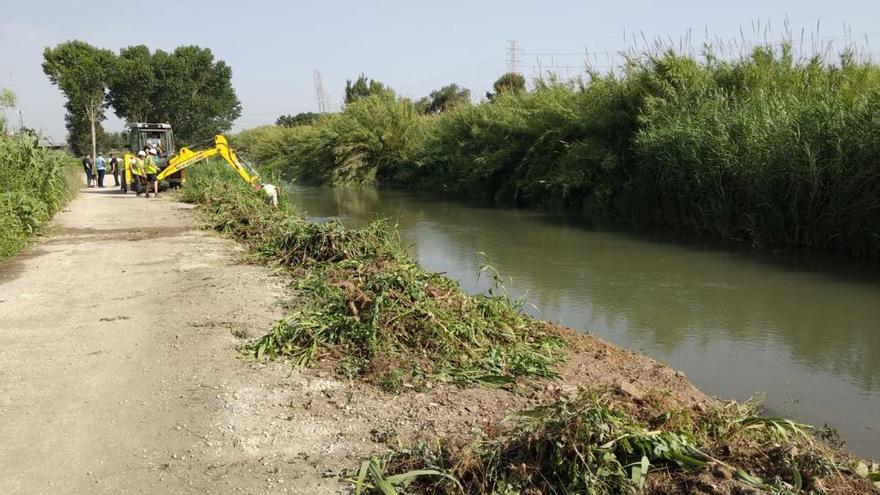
left=0, top=134, right=78, bottom=260
left=631, top=47, right=880, bottom=256
left=235, top=45, right=880, bottom=259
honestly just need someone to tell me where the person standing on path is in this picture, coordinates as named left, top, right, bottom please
left=132, top=150, right=147, bottom=197
left=81, top=154, right=93, bottom=187
left=109, top=153, right=120, bottom=187
left=95, top=153, right=106, bottom=188
left=145, top=148, right=159, bottom=198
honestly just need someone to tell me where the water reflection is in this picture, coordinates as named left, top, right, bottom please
left=290, top=185, right=880, bottom=457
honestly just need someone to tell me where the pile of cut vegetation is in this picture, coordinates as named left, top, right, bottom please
left=184, top=168, right=879, bottom=494
left=184, top=167, right=565, bottom=390
left=354, top=390, right=878, bottom=494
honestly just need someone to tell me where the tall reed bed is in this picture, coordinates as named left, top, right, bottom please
left=0, top=135, right=78, bottom=260
left=234, top=45, right=880, bottom=259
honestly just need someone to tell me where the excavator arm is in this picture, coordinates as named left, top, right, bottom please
left=157, top=135, right=260, bottom=186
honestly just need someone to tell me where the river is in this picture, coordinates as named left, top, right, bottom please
left=289, top=185, right=880, bottom=458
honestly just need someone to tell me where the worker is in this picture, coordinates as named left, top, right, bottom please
left=82, top=154, right=93, bottom=187
left=146, top=134, right=161, bottom=152
left=95, top=152, right=106, bottom=188
left=132, top=150, right=147, bottom=197
left=109, top=153, right=120, bottom=187
left=145, top=148, right=159, bottom=198
left=254, top=183, right=278, bottom=207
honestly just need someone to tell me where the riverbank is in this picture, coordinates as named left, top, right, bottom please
left=235, top=45, right=880, bottom=261
left=285, top=183, right=880, bottom=459
left=182, top=169, right=878, bottom=494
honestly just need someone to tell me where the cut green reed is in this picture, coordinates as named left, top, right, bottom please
left=356, top=392, right=868, bottom=495
left=183, top=166, right=565, bottom=389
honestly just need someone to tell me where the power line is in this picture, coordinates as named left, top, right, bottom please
left=396, top=56, right=506, bottom=93
left=450, top=66, right=509, bottom=86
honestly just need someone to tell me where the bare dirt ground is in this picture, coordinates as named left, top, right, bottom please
left=0, top=186, right=716, bottom=494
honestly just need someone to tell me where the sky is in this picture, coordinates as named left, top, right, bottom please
left=2, top=0, right=880, bottom=143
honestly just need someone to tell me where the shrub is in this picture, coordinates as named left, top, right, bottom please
left=0, top=134, right=77, bottom=260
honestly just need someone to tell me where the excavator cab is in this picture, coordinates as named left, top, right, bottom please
left=129, top=122, right=175, bottom=156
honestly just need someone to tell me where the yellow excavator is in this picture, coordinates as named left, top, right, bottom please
left=122, top=123, right=260, bottom=192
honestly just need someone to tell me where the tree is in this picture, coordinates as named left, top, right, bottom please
left=107, top=45, right=241, bottom=144
left=43, top=41, right=115, bottom=160
left=344, top=74, right=393, bottom=104
left=158, top=46, right=241, bottom=143
left=64, top=102, right=96, bottom=155
left=421, top=84, right=471, bottom=114
left=107, top=45, right=155, bottom=123
left=486, top=72, right=526, bottom=100
left=414, top=96, right=431, bottom=114
left=276, top=112, right=320, bottom=127
left=63, top=106, right=124, bottom=155
left=100, top=130, right=128, bottom=152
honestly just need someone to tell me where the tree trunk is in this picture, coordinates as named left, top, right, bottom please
left=89, top=112, right=97, bottom=161
left=86, top=98, right=97, bottom=162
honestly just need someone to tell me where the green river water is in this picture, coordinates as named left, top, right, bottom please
left=290, top=185, right=880, bottom=458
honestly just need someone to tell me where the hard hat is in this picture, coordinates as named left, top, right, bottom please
left=148, top=148, right=157, bottom=155
left=137, top=150, right=146, bottom=157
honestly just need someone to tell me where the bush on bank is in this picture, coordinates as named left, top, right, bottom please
left=0, top=135, right=78, bottom=260
left=235, top=46, right=880, bottom=259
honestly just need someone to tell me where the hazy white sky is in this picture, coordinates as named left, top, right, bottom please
left=2, top=0, right=880, bottom=142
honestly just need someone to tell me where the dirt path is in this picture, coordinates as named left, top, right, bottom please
left=0, top=186, right=716, bottom=494
left=0, top=187, right=325, bottom=493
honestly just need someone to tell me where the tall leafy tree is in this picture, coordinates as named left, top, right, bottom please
left=344, top=74, right=393, bottom=104
left=43, top=41, right=115, bottom=159
left=154, top=46, right=241, bottom=143
left=107, top=45, right=155, bottom=123
left=107, top=45, right=241, bottom=144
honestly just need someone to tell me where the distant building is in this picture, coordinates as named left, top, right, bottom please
left=37, top=135, right=68, bottom=151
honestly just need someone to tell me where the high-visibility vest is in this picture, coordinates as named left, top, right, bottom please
left=144, top=156, right=158, bottom=175
left=132, top=158, right=145, bottom=176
